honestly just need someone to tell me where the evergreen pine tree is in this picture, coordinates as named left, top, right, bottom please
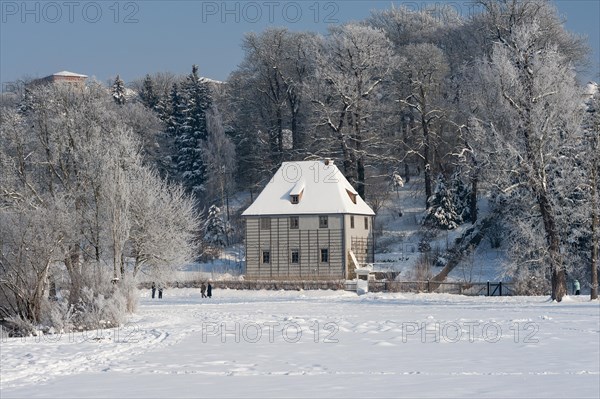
left=154, top=95, right=169, bottom=122
left=19, top=86, right=35, bottom=115
left=425, top=174, right=461, bottom=230
left=139, top=74, right=159, bottom=110
left=450, top=171, right=472, bottom=223
left=166, top=83, right=186, bottom=177
left=112, top=75, right=127, bottom=105
left=183, top=65, right=212, bottom=141
left=204, top=205, right=227, bottom=256
left=174, top=65, right=213, bottom=196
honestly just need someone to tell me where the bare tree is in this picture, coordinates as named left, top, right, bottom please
left=202, top=107, right=236, bottom=217
left=310, top=24, right=398, bottom=198
left=237, top=28, right=316, bottom=163
left=128, top=167, right=201, bottom=279
left=397, top=43, right=450, bottom=205
left=0, top=203, right=65, bottom=323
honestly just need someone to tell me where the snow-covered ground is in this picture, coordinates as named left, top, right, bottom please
left=1, top=289, right=598, bottom=398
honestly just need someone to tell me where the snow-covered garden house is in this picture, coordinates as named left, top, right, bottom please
left=242, top=159, right=375, bottom=280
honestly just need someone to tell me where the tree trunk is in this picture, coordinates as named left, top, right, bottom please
left=592, top=206, right=599, bottom=300
left=276, top=107, right=283, bottom=155
left=538, top=192, right=566, bottom=301
left=94, top=186, right=101, bottom=262
left=25, top=262, right=52, bottom=323
left=470, top=174, right=478, bottom=224
left=469, top=144, right=479, bottom=223
left=289, top=95, right=301, bottom=151
left=419, top=87, right=433, bottom=208
left=422, top=120, right=432, bottom=207
left=354, top=84, right=365, bottom=199
left=357, top=156, right=365, bottom=199
left=120, top=253, right=126, bottom=280
left=591, top=165, right=599, bottom=300
left=403, top=115, right=411, bottom=183
left=64, top=246, right=83, bottom=307
left=133, top=256, right=141, bottom=279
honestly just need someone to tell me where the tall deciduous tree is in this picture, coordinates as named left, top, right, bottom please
left=202, top=107, right=236, bottom=216
left=582, top=84, right=600, bottom=300
left=233, top=29, right=317, bottom=165
left=311, top=24, right=397, bottom=199
left=470, top=17, right=583, bottom=301
left=397, top=43, right=450, bottom=205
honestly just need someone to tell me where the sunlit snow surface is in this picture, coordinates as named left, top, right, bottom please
left=1, top=289, right=599, bottom=398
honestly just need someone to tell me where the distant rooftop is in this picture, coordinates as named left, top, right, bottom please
left=52, top=71, right=88, bottom=78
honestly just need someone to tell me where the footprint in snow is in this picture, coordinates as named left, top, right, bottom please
left=374, top=341, right=396, bottom=347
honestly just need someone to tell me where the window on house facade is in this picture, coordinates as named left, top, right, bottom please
left=291, top=195, right=299, bottom=204
left=290, top=216, right=299, bottom=229
left=260, top=218, right=271, bottom=230
left=291, top=250, right=299, bottom=263
left=364, top=217, right=369, bottom=230
left=320, top=248, right=329, bottom=263
left=262, top=250, right=270, bottom=264
left=319, top=216, right=328, bottom=228
left=350, top=215, right=355, bottom=229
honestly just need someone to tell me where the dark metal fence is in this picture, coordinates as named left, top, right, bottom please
left=365, top=280, right=513, bottom=296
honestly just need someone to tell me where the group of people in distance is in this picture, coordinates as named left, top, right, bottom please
left=150, top=282, right=213, bottom=299
left=201, top=282, right=212, bottom=299
left=151, top=282, right=163, bottom=299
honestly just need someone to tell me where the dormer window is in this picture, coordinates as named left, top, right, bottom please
left=346, top=189, right=357, bottom=204
left=290, top=180, right=305, bottom=204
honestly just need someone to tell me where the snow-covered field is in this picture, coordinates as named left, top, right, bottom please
left=1, top=289, right=599, bottom=398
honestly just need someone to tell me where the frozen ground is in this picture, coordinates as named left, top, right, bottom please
left=1, top=289, right=599, bottom=398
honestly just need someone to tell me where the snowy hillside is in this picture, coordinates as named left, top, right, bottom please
left=1, top=289, right=598, bottom=398
left=336, top=176, right=507, bottom=283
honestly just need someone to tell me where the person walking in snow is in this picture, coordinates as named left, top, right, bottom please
left=574, top=279, right=581, bottom=296
left=158, top=285, right=163, bottom=299
left=207, top=282, right=212, bottom=298
left=201, top=282, right=207, bottom=298
left=151, top=282, right=156, bottom=299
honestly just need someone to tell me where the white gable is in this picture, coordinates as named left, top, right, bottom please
left=242, top=160, right=375, bottom=216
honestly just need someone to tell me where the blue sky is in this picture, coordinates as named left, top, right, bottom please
left=1, top=0, right=598, bottom=87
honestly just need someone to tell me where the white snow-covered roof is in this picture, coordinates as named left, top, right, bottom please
left=201, top=77, right=224, bottom=85
left=242, top=160, right=375, bottom=216
left=584, top=81, right=598, bottom=96
left=52, top=71, right=88, bottom=78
